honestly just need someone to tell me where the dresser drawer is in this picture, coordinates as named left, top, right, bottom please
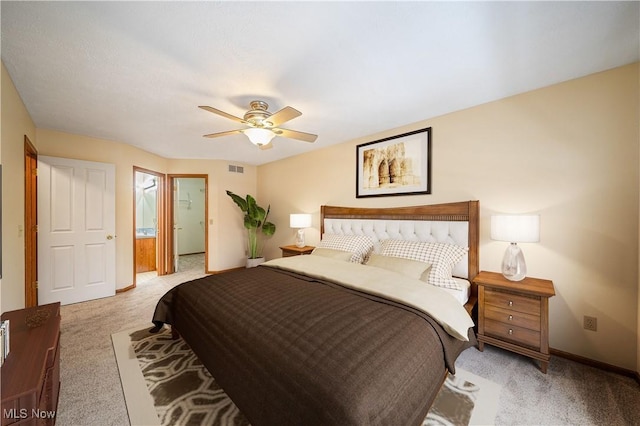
left=485, top=288, right=540, bottom=315
left=484, top=305, right=540, bottom=332
left=485, top=318, right=541, bottom=349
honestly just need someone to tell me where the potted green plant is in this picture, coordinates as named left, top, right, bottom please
left=226, top=190, right=276, bottom=267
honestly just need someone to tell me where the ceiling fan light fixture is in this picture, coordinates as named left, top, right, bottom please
left=200, top=100, right=317, bottom=147
left=243, top=127, right=275, bottom=146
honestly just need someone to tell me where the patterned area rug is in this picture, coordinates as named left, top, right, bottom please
left=112, top=327, right=500, bottom=426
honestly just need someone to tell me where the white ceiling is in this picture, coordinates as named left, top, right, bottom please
left=2, top=1, right=638, bottom=166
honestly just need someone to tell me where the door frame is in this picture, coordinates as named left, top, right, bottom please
left=132, top=166, right=167, bottom=287
left=24, top=136, right=38, bottom=307
left=166, top=174, right=208, bottom=274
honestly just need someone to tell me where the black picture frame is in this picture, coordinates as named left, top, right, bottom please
left=356, top=127, right=432, bottom=198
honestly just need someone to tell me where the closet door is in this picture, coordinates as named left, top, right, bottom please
left=38, top=156, right=116, bottom=305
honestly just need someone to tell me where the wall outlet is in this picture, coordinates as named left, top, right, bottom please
left=583, top=315, right=597, bottom=332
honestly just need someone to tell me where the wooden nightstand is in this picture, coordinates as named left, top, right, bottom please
left=280, top=245, right=315, bottom=257
left=475, top=271, right=555, bottom=373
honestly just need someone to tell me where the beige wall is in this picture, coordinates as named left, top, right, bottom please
left=259, top=64, right=640, bottom=370
left=1, top=62, right=36, bottom=312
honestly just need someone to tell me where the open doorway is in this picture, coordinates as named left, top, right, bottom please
left=133, top=167, right=165, bottom=286
left=167, top=175, right=208, bottom=274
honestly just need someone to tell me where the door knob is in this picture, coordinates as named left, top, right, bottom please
left=107, top=235, right=114, bottom=240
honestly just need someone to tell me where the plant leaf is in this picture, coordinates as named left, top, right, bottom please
left=244, top=215, right=258, bottom=230
left=226, top=190, right=247, bottom=212
left=262, top=221, right=276, bottom=236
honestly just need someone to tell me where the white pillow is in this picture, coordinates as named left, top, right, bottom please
left=366, top=253, right=431, bottom=282
left=318, top=234, right=374, bottom=264
left=310, top=247, right=353, bottom=262
left=380, top=239, right=468, bottom=290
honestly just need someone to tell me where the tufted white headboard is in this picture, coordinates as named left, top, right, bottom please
left=320, top=201, right=479, bottom=312
left=323, top=218, right=470, bottom=278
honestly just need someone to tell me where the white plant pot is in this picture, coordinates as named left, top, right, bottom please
left=246, top=257, right=265, bottom=268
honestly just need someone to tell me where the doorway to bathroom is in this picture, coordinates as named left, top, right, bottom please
left=133, top=167, right=166, bottom=286
left=167, top=175, right=208, bottom=274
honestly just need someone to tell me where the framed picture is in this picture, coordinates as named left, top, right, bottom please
left=356, top=127, right=431, bottom=198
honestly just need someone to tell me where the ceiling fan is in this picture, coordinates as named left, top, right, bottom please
left=199, top=100, right=317, bottom=150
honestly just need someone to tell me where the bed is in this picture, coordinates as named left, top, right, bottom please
left=152, top=200, right=479, bottom=426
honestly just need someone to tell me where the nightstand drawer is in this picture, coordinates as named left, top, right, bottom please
left=485, top=288, right=540, bottom=316
left=485, top=318, right=540, bottom=348
left=484, top=305, right=540, bottom=331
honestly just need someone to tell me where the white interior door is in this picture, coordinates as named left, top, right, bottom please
left=38, top=156, right=116, bottom=305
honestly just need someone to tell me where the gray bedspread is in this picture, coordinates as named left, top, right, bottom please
left=152, top=264, right=475, bottom=426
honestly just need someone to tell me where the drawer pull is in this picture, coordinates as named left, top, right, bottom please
left=508, top=301, right=513, bottom=306
left=508, top=315, right=513, bottom=321
left=508, top=329, right=513, bottom=335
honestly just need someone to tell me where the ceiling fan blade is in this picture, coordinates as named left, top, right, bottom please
left=274, top=128, right=318, bottom=143
left=264, top=106, right=301, bottom=127
left=258, top=142, right=273, bottom=150
left=199, top=106, right=246, bottom=124
left=203, top=129, right=243, bottom=138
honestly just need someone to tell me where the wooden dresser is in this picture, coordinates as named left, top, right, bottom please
left=475, top=271, right=555, bottom=373
left=1, top=303, right=61, bottom=425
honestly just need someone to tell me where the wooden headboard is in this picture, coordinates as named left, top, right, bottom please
left=320, top=201, right=479, bottom=314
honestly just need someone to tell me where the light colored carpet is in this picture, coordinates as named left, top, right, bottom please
left=455, top=340, right=640, bottom=425
left=112, top=327, right=500, bottom=426
left=57, top=255, right=640, bottom=426
left=57, top=254, right=208, bottom=426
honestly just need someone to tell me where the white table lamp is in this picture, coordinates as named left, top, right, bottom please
left=290, top=213, right=312, bottom=248
left=491, top=214, right=540, bottom=281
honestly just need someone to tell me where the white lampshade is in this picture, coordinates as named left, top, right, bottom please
left=243, top=128, right=275, bottom=146
left=290, top=213, right=312, bottom=229
left=290, top=213, right=312, bottom=248
left=491, top=214, right=540, bottom=282
left=491, top=215, right=540, bottom=243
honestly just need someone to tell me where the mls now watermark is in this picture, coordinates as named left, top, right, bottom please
left=4, top=408, right=56, bottom=420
